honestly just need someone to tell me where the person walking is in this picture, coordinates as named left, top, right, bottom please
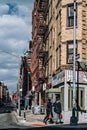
left=43, top=99, right=53, bottom=124
left=53, top=95, right=62, bottom=124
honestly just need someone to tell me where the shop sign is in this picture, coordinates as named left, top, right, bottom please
left=52, top=75, right=58, bottom=86
left=67, top=70, right=87, bottom=83
left=79, top=71, right=87, bottom=83
left=57, top=71, right=65, bottom=83
left=52, top=71, right=65, bottom=86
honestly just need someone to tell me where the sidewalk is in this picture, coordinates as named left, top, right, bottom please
left=13, top=109, right=51, bottom=127
left=13, top=109, right=87, bottom=128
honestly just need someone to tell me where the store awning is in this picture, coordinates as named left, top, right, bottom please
left=46, top=88, right=61, bottom=93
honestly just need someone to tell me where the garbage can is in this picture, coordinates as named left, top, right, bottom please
left=34, top=106, right=41, bottom=114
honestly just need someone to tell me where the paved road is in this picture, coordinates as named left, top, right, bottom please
left=0, top=112, right=32, bottom=129
left=0, top=112, right=87, bottom=130
left=0, top=105, right=32, bottom=129
left=1, top=105, right=87, bottom=130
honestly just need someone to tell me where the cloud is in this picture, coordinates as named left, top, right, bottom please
left=0, top=15, right=29, bottom=39
left=5, top=79, right=18, bottom=92
left=0, top=0, right=34, bottom=92
left=0, top=4, right=9, bottom=15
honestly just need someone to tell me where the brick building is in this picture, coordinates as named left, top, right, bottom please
left=30, top=0, right=48, bottom=106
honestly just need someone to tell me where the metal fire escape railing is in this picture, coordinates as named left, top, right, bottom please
left=37, top=0, right=48, bottom=82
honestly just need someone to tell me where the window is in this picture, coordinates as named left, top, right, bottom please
left=61, top=87, right=64, bottom=110
left=49, top=56, right=52, bottom=75
left=57, top=11, right=61, bottom=35
left=67, top=41, right=77, bottom=64
left=68, top=87, right=73, bottom=110
left=56, top=48, right=58, bottom=68
left=56, top=46, right=60, bottom=68
left=79, top=89, right=84, bottom=109
left=68, top=87, right=84, bottom=110
left=67, top=4, right=77, bottom=27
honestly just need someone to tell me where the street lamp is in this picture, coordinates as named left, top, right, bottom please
left=70, top=0, right=78, bottom=125
left=27, top=71, right=30, bottom=109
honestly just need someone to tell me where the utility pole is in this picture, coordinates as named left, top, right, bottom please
left=70, top=0, right=78, bottom=125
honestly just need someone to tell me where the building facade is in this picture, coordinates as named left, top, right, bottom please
left=17, top=51, right=32, bottom=109
left=31, top=0, right=49, bottom=106
left=45, top=0, right=87, bottom=123
left=31, top=0, right=87, bottom=122
left=0, top=81, right=9, bottom=105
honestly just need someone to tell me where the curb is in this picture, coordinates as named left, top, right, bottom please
left=11, top=111, right=18, bottom=123
left=12, top=111, right=24, bottom=124
left=12, top=111, right=53, bottom=127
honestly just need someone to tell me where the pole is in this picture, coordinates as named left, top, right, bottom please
left=18, top=96, right=21, bottom=116
left=27, top=71, right=30, bottom=109
left=77, top=61, right=80, bottom=120
left=70, top=0, right=78, bottom=125
left=73, top=0, right=76, bottom=111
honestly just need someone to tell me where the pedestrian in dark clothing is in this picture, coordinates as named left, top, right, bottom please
left=43, top=99, right=53, bottom=124
left=53, top=95, right=62, bottom=124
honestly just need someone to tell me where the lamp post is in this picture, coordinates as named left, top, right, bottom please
left=70, top=0, right=78, bottom=125
left=76, top=61, right=80, bottom=120
left=27, top=71, right=30, bottom=109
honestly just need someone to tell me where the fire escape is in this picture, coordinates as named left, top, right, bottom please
left=37, top=0, right=48, bottom=93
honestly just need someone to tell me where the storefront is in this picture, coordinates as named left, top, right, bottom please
left=46, top=88, right=61, bottom=103
left=45, top=70, right=87, bottom=123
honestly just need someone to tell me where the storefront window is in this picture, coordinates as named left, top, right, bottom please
left=61, top=87, right=64, bottom=110
left=68, top=87, right=73, bottom=110
left=79, top=89, right=84, bottom=109
left=68, top=87, right=84, bottom=110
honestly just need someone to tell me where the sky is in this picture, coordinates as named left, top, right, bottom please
left=0, top=0, right=35, bottom=92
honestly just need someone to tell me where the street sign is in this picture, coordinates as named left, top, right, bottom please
left=76, top=61, right=86, bottom=66
left=76, top=53, right=80, bottom=60
left=72, top=54, right=80, bottom=60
